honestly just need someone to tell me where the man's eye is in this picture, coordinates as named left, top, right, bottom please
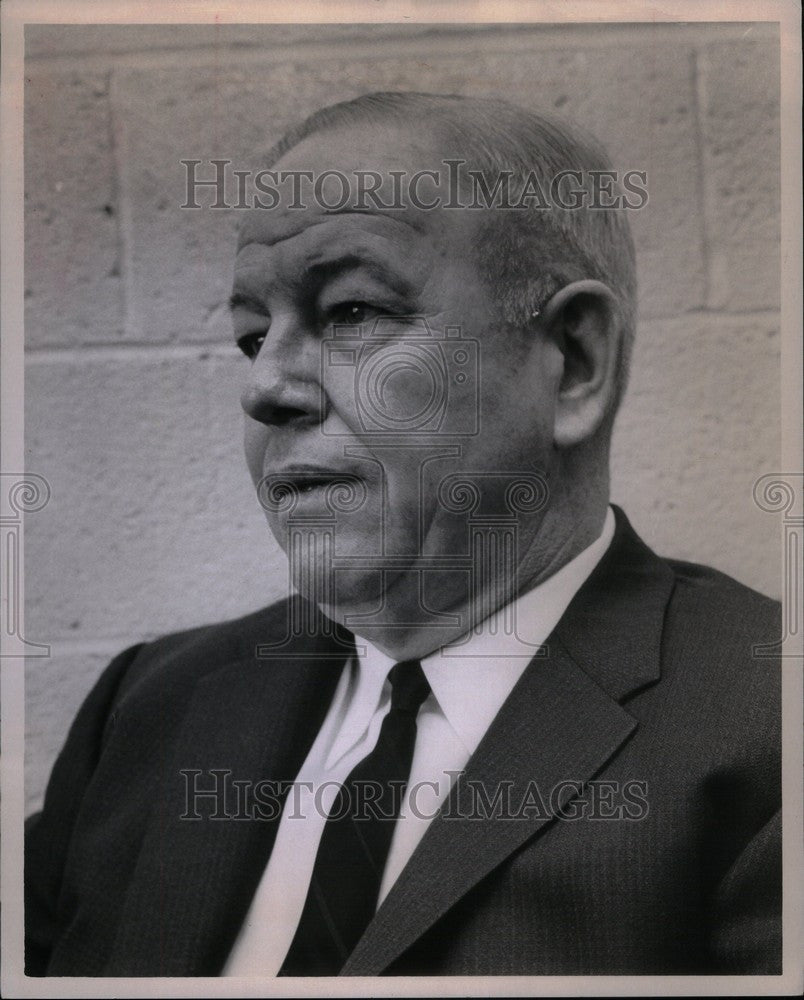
left=327, top=301, right=380, bottom=326
left=237, top=332, right=267, bottom=360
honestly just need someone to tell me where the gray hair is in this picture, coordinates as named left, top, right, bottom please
left=266, top=91, right=638, bottom=421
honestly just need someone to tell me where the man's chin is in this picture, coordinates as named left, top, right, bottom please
left=291, top=566, right=400, bottom=622
left=293, top=565, right=475, bottom=653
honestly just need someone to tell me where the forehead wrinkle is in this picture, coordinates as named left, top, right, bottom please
left=301, top=231, right=430, bottom=286
left=234, top=218, right=432, bottom=298
left=236, top=216, right=333, bottom=254
left=320, top=207, right=428, bottom=234
left=236, top=205, right=428, bottom=253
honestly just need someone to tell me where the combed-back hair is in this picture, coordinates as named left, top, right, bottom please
left=265, top=91, right=638, bottom=418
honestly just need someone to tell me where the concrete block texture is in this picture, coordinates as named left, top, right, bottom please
left=114, top=39, right=704, bottom=345
left=22, top=23, right=783, bottom=812
left=25, top=72, right=123, bottom=347
left=24, top=22, right=514, bottom=60
left=25, top=351, right=287, bottom=641
left=699, top=39, right=781, bottom=310
left=610, top=313, right=781, bottom=599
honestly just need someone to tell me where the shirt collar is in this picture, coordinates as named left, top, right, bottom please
left=323, top=640, right=396, bottom=771
left=423, top=506, right=616, bottom=755
left=327, top=506, right=616, bottom=765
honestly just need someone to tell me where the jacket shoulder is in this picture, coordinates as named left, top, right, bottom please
left=111, top=594, right=310, bottom=705
left=657, top=556, right=781, bottom=757
left=663, top=555, right=781, bottom=645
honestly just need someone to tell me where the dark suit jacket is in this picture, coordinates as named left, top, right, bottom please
left=25, top=507, right=782, bottom=976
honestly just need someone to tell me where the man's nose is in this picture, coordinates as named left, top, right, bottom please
left=240, top=318, right=325, bottom=428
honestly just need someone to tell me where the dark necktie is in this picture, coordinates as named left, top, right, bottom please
left=278, top=658, right=431, bottom=976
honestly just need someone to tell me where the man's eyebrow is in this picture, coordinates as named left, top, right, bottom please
left=322, top=207, right=427, bottom=234
left=306, top=253, right=417, bottom=298
left=228, top=290, right=268, bottom=314
left=230, top=246, right=421, bottom=312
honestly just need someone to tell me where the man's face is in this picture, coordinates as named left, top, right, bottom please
left=232, top=125, right=562, bottom=644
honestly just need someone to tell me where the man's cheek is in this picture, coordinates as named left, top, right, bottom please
left=243, top=420, right=267, bottom=485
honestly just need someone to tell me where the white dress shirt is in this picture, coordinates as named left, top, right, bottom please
left=223, top=507, right=616, bottom=976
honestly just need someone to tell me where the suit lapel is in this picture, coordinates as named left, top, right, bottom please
left=107, top=616, right=352, bottom=976
left=107, top=509, right=674, bottom=976
left=342, top=507, right=676, bottom=975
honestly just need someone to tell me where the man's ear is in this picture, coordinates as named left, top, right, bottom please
left=538, top=279, right=621, bottom=448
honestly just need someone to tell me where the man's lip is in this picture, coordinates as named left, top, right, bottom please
left=258, top=464, right=369, bottom=508
left=265, top=464, right=365, bottom=485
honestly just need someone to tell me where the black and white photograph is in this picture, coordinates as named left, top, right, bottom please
left=1, top=2, right=801, bottom=996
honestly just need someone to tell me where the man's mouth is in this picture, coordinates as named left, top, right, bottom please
left=258, top=465, right=368, bottom=512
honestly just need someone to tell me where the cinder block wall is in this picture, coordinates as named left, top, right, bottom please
left=24, top=23, right=781, bottom=813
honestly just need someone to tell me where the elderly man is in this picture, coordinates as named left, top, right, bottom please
left=26, top=92, right=781, bottom=977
